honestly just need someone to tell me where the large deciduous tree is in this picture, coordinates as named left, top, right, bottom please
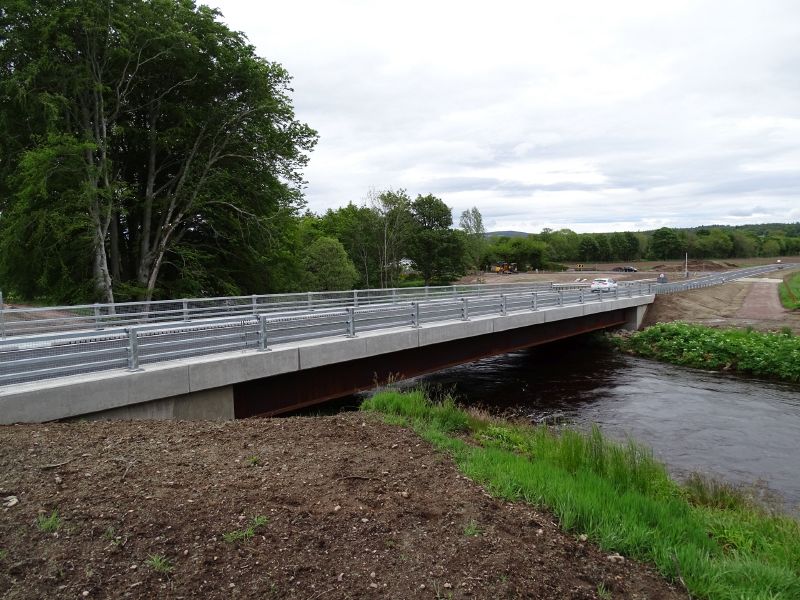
left=0, top=0, right=317, bottom=302
left=407, top=194, right=464, bottom=285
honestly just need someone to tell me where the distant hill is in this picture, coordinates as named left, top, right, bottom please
left=485, top=230, right=531, bottom=238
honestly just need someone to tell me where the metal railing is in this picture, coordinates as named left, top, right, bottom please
left=0, top=264, right=788, bottom=389
left=0, top=283, right=648, bottom=387
left=0, top=282, right=557, bottom=339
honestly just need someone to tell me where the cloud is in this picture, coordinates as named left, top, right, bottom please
left=209, top=0, right=800, bottom=233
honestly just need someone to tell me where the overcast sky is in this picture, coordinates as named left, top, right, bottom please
left=208, top=0, right=799, bottom=233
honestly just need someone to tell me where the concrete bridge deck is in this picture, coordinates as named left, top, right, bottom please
left=0, top=294, right=651, bottom=423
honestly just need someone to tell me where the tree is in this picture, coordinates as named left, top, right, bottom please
left=0, top=0, right=317, bottom=302
left=649, top=227, right=683, bottom=260
left=459, top=207, right=486, bottom=272
left=302, top=237, right=358, bottom=291
left=578, top=236, right=601, bottom=262
left=319, top=203, right=381, bottom=288
left=407, top=194, right=464, bottom=285
left=369, top=189, right=413, bottom=288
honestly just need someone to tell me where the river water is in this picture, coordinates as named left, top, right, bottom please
left=391, top=337, right=800, bottom=511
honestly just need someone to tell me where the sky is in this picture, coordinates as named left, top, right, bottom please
left=207, top=0, right=799, bottom=233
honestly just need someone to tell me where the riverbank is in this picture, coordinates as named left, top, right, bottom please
left=0, top=414, right=681, bottom=599
left=362, top=389, right=800, bottom=600
left=614, top=322, right=800, bottom=383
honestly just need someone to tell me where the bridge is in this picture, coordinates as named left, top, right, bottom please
left=0, top=264, right=784, bottom=423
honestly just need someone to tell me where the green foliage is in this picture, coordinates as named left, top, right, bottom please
left=616, top=322, right=800, bottom=382
left=145, top=554, right=173, bottom=574
left=301, top=236, right=359, bottom=291
left=222, top=515, right=269, bottom=543
left=407, top=194, right=465, bottom=285
left=483, top=236, right=547, bottom=271
left=36, top=510, right=61, bottom=533
left=650, top=227, right=685, bottom=260
left=362, top=389, right=800, bottom=600
left=1, top=0, right=317, bottom=302
left=778, top=271, right=800, bottom=310
left=459, top=207, right=486, bottom=271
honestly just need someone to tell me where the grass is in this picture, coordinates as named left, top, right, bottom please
left=615, top=322, right=800, bottom=382
left=222, top=515, right=269, bottom=543
left=463, top=519, right=481, bottom=536
left=779, top=271, right=800, bottom=310
left=246, top=455, right=260, bottom=467
left=0, top=549, right=7, bottom=561
left=145, top=554, right=173, bottom=574
left=35, top=510, right=61, bottom=533
left=361, top=389, right=800, bottom=600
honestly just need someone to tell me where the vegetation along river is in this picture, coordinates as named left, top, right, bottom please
left=393, top=337, right=800, bottom=511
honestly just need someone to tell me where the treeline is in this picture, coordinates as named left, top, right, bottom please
left=492, top=224, right=800, bottom=265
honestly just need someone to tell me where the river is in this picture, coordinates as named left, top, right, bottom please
left=387, top=337, right=800, bottom=511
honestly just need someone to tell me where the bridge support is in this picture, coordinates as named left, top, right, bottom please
left=622, top=305, right=648, bottom=331
left=79, top=386, right=235, bottom=421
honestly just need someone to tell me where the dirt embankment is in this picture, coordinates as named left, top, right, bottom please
left=642, top=274, right=800, bottom=333
left=0, top=414, right=682, bottom=599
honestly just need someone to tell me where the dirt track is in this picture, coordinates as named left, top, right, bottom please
left=642, top=275, right=800, bottom=333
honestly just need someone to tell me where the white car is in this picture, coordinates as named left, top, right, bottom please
left=590, top=277, right=618, bottom=292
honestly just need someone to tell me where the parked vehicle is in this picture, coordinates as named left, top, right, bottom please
left=656, top=273, right=668, bottom=283
left=612, top=266, right=638, bottom=272
left=590, top=277, right=618, bottom=292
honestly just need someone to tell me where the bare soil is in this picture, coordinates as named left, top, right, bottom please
left=0, top=414, right=684, bottom=599
left=642, top=275, right=800, bottom=333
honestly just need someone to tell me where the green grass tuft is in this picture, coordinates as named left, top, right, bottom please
left=36, top=510, right=61, bottom=533
left=362, top=389, right=800, bottom=600
left=222, top=515, right=269, bottom=543
left=145, top=554, right=173, bottom=574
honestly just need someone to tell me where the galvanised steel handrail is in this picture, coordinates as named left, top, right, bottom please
left=0, top=264, right=788, bottom=389
left=0, top=284, right=648, bottom=387
left=0, top=281, right=559, bottom=338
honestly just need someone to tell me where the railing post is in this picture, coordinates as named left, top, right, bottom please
left=500, top=294, right=507, bottom=316
left=579, top=289, right=584, bottom=304
left=425, top=286, right=429, bottom=299
left=614, top=286, right=619, bottom=300
left=461, top=297, right=470, bottom=321
left=307, top=292, right=312, bottom=309
left=0, top=290, right=5, bottom=339
left=252, top=294, right=258, bottom=315
left=182, top=299, right=189, bottom=322
left=94, top=303, right=102, bottom=330
left=558, top=291, right=563, bottom=307
left=258, top=315, right=270, bottom=351
left=531, top=292, right=538, bottom=311
left=346, top=307, right=356, bottom=338
left=353, top=290, right=359, bottom=307
left=392, top=288, right=397, bottom=304
left=126, top=328, right=140, bottom=371
left=411, top=302, right=420, bottom=328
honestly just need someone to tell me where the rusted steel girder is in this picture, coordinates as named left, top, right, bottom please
left=233, top=309, right=626, bottom=418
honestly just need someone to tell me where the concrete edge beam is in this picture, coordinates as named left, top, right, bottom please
left=297, top=335, right=369, bottom=370
left=0, top=361, right=191, bottom=424
left=417, top=317, right=495, bottom=346
left=188, top=347, right=300, bottom=392
left=491, top=311, right=546, bottom=332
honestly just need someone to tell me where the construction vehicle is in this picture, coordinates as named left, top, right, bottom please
left=492, top=262, right=518, bottom=274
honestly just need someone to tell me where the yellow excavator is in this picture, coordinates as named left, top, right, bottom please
left=492, top=262, right=518, bottom=274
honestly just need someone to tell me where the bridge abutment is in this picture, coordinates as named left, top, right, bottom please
left=79, top=386, right=235, bottom=421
